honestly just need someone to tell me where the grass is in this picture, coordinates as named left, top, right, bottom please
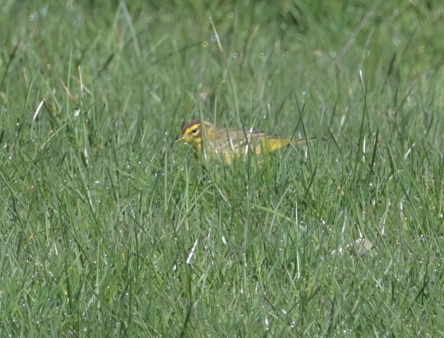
left=1, top=0, right=444, bottom=336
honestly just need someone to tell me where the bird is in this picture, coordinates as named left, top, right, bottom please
left=180, top=119, right=314, bottom=164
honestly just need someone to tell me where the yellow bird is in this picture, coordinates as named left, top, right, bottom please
left=181, top=119, right=313, bottom=164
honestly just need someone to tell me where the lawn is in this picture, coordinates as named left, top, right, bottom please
left=1, top=0, right=444, bottom=336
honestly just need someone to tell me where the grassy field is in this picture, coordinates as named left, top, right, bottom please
left=1, top=0, right=444, bottom=336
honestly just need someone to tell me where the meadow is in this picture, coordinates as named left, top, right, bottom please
left=1, top=0, right=444, bottom=336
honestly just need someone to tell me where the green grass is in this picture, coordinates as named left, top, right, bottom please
left=1, top=0, right=444, bottom=336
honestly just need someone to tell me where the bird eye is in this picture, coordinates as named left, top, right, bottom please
left=191, top=128, right=198, bottom=134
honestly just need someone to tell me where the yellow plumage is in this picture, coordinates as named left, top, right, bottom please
left=181, top=120, right=311, bottom=164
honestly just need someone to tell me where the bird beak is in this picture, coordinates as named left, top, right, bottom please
left=175, top=135, right=190, bottom=143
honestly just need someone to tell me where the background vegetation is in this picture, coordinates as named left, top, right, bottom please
left=1, top=0, right=444, bottom=336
